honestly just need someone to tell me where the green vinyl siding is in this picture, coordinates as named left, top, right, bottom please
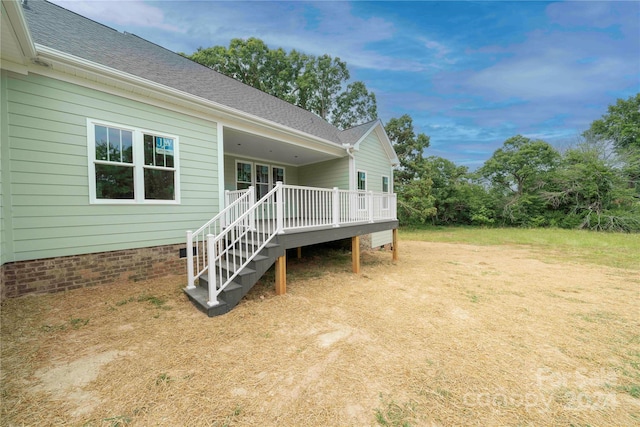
left=371, top=230, right=393, bottom=247
left=298, top=157, right=349, bottom=189
left=1, top=72, right=8, bottom=266
left=3, top=71, right=220, bottom=262
left=354, top=129, right=395, bottom=247
left=354, top=131, right=393, bottom=193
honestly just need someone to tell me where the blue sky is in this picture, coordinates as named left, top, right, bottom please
left=50, top=0, right=639, bottom=168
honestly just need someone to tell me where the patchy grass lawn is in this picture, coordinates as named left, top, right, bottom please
left=1, top=229, right=639, bottom=426
left=401, top=226, right=640, bottom=269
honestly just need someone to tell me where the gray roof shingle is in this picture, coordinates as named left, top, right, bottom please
left=23, top=0, right=354, bottom=145
left=339, top=119, right=379, bottom=145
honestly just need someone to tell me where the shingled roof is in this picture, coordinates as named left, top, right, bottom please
left=22, top=0, right=377, bottom=146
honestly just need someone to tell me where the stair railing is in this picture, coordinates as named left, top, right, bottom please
left=203, top=182, right=283, bottom=307
left=186, top=187, right=253, bottom=290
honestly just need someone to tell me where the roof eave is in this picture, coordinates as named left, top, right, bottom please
left=3, top=0, right=37, bottom=59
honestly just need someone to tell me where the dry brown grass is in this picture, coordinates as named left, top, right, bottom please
left=1, top=240, right=639, bottom=426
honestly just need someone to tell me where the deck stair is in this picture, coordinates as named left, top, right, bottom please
left=184, top=235, right=283, bottom=316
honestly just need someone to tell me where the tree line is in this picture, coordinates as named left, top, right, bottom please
left=186, top=39, right=640, bottom=232
left=388, top=95, right=640, bottom=232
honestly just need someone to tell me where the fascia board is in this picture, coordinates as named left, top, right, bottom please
left=3, top=0, right=37, bottom=59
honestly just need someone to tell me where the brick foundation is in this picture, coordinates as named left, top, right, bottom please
left=1, top=243, right=186, bottom=300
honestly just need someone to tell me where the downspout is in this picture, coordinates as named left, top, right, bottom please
left=217, top=122, right=225, bottom=211
left=343, top=144, right=355, bottom=190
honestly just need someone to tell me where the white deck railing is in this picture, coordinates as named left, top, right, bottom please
left=186, top=187, right=253, bottom=290
left=280, top=185, right=397, bottom=229
left=186, top=183, right=396, bottom=306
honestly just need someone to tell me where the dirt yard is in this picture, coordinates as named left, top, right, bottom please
left=1, top=240, right=639, bottom=426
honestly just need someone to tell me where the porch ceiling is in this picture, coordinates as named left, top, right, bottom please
left=224, top=127, right=344, bottom=166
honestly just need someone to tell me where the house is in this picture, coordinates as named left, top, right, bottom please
left=0, top=0, right=399, bottom=315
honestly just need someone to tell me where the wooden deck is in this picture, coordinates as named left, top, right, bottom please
left=186, top=184, right=398, bottom=316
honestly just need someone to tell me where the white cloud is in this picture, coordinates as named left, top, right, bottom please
left=546, top=0, right=637, bottom=32
left=161, top=1, right=429, bottom=72
left=50, top=0, right=183, bottom=32
left=417, top=36, right=454, bottom=63
left=464, top=30, right=635, bottom=101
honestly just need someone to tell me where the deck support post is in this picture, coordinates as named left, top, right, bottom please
left=275, top=253, right=286, bottom=295
left=297, top=247, right=302, bottom=259
left=352, top=235, right=361, bottom=274
left=392, top=228, right=399, bottom=262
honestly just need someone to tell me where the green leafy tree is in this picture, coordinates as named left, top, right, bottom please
left=584, top=93, right=640, bottom=202
left=306, top=54, right=349, bottom=121
left=187, top=38, right=377, bottom=129
left=480, top=135, right=561, bottom=195
left=397, top=178, right=437, bottom=225
left=385, top=115, right=431, bottom=183
left=620, top=145, right=640, bottom=195
left=426, top=156, right=492, bottom=225
left=586, top=93, right=640, bottom=151
left=384, top=115, right=435, bottom=225
left=480, top=135, right=560, bottom=225
left=543, top=138, right=639, bottom=231
left=333, top=81, right=377, bottom=131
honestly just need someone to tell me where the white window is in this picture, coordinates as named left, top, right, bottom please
left=357, top=170, right=367, bottom=191
left=357, top=170, right=367, bottom=210
left=236, top=161, right=252, bottom=190
left=255, top=163, right=270, bottom=199
left=272, top=166, right=285, bottom=185
left=235, top=161, right=285, bottom=199
left=382, top=175, right=390, bottom=210
left=87, top=119, right=179, bottom=204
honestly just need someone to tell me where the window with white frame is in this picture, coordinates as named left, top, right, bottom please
left=236, top=161, right=252, bottom=190
left=88, top=119, right=179, bottom=203
left=357, top=170, right=367, bottom=210
left=255, top=163, right=270, bottom=199
left=236, top=162, right=285, bottom=198
left=272, top=166, right=284, bottom=185
left=357, top=170, right=367, bottom=191
left=382, top=175, right=390, bottom=209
